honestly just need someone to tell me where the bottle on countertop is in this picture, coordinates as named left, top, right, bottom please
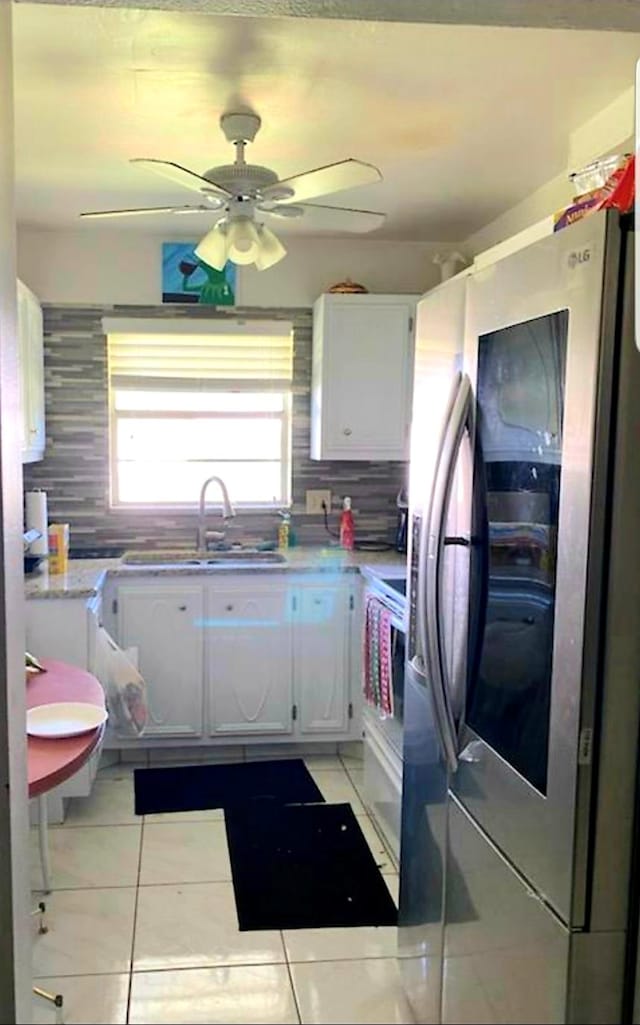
left=339, top=496, right=355, bottom=551
left=47, top=523, right=70, bottom=575
left=278, top=511, right=291, bottom=551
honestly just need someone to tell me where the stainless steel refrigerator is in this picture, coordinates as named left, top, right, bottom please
left=398, top=210, right=640, bottom=1025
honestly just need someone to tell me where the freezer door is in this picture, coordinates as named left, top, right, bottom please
left=408, top=272, right=469, bottom=608
left=408, top=273, right=471, bottom=767
left=400, top=271, right=471, bottom=1023
left=454, top=211, right=619, bottom=926
left=398, top=667, right=449, bottom=1025
left=443, top=797, right=569, bottom=1025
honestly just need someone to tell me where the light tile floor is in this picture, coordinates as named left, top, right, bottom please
left=32, top=752, right=414, bottom=1025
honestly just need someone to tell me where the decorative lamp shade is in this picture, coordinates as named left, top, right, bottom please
left=195, top=221, right=228, bottom=270
left=254, top=225, right=287, bottom=270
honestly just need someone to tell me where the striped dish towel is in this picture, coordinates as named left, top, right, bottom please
left=363, top=595, right=394, bottom=716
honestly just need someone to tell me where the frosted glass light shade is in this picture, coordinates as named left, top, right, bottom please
left=226, top=217, right=260, bottom=264
left=254, top=225, right=287, bottom=270
left=195, top=221, right=228, bottom=270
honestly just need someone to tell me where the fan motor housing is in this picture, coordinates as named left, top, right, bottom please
left=204, top=163, right=279, bottom=196
left=220, top=112, right=261, bottom=144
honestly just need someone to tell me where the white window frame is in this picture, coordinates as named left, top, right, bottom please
left=104, top=318, right=293, bottom=512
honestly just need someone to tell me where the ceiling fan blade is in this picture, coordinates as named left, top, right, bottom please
left=262, top=159, right=382, bottom=204
left=79, top=205, right=214, bottom=219
left=130, top=158, right=232, bottom=198
left=265, top=202, right=386, bottom=234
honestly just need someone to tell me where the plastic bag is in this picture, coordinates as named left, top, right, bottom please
left=94, top=626, right=148, bottom=737
left=554, top=154, right=634, bottom=232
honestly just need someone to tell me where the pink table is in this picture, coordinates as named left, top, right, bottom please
left=27, top=658, right=105, bottom=891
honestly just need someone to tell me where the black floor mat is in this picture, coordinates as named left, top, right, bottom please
left=225, top=802, right=398, bottom=931
left=133, top=758, right=324, bottom=815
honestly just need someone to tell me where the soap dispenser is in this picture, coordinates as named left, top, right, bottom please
left=278, top=511, right=291, bottom=551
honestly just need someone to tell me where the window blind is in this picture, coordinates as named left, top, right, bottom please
left=104, top=319, right=293, bottom=391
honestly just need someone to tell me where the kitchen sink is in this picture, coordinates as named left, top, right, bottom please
left=121, top=548, right=286, bottom=567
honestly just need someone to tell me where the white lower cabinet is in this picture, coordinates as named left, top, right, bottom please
left=207, top=584, right=294, bottom=735
left=294, top=584, right=352, bottom=734
left=117, top=585, right=205, bottom=738
left=105, top=572, right=360, bottom=747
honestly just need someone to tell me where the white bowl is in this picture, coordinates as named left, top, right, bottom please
left=27, top=702, right=107, bottom=739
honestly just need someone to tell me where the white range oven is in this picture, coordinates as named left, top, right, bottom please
left=361, top=566, right=407, bottom=861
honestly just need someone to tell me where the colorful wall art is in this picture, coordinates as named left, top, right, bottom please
left=162, top=242, right=236, bottom=305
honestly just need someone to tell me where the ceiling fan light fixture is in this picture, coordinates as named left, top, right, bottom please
left=226, top=216, right=260, bottom=263
left=195, top=220, right=228, bottom=270
left=254, top=225, right=287, bottom=271
left=226, top=215, right=261, bottom=264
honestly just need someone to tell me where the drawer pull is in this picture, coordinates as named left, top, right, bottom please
left=226, top=604, right=234, bottom=612
left=343, top=427, right=352, bottom=436
left=178, top=605, right=187, bottom=611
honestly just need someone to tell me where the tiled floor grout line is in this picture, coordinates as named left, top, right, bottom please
left=285, top=958, right=303, bottom=1025
left=125, top=817, right=145, bottom=1025
left=122, top=952, right=401, bottom=977
left=288, top=953, right=400, bottom=967
left=365, top=814, right=400, bottom=873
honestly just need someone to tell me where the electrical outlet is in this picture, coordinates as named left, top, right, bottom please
left=306, top=489, right=332, bottom=515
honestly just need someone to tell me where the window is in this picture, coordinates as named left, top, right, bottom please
left=105, top=318, right=293, bottom=508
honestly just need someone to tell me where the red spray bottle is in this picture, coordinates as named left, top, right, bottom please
left=339, top=496, right=355, bottom=551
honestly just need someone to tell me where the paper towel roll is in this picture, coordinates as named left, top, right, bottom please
left=25, top=490, right=48, bottom=556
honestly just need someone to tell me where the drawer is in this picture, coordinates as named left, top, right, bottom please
left=364, top=720, right=403, bottom=862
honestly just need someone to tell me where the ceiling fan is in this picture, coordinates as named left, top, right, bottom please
left=80, top=111, right=386, bottom=270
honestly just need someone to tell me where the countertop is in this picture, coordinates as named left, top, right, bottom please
left=25, top=546, right=407, bottom=600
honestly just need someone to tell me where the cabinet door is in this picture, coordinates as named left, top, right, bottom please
left=294, top=585, right=352, bottom=734
left=118, top=586, right=204, bottom=738
left=313, top=297, right=415, bottom=460
left=17, top=280, right=45, bottom=463
left=207, top=585, right=293, bottom=735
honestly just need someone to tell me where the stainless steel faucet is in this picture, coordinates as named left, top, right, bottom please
left=197, top=475, right=236, bottom=551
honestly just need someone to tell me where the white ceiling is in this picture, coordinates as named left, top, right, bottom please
left=12, top=4, right=640, bottom=241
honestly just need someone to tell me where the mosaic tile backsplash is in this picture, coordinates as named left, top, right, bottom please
left=23, top=304, right=407, bottom=554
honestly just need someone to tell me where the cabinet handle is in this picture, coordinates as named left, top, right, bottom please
left=225, top=604, right=234, bottom=612
left=178, top=605, right=187, bottom=611
left=342, top=427, right=352, bottom=436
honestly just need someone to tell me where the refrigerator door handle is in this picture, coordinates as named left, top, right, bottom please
left=425, top=372, right=474, bottom=775
left=416, top=374, right=462, bottom=773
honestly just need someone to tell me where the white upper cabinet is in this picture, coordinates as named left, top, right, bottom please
left=310, top=293, right=418, bottom=461
left=17, top=279, right=45, bottom=463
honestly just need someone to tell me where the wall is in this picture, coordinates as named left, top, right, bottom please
left=465, top=87, right=634, bottom=256
left=0, top=2, right=31, bottom=1020
left=17, top=227, right=454, bottom=306
left=23, top=302, right=407, bottom=552
left=18, top=226, right=449, bottom=553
